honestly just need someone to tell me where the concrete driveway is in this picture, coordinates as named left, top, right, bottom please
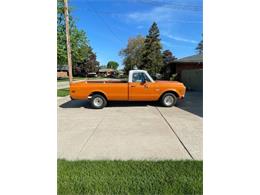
left=58, top=92, right=203, bottom=160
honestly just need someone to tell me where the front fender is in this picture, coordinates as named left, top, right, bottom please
left=159, top=89, right=182, bottom=99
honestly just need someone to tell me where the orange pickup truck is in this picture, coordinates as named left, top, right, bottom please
left=70, top=70, right=186, bottom=109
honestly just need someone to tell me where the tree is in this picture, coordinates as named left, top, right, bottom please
left=162, top=50, right=176, bottom=64
left=107, top=61, right=119, bottom=70
left=57, top=0, right=68, bottom=65
left=196, top=34, right=203, bottom=54
left=196, top=40, right=203, bottom=54
left=57, top=0, right=99, bottom=74
left=119, top=35, right=145, bottom=73
left=161, top=49, right=177, bottom=77
left=140, top=22, right=164, bottom=76
left=77, top=47, right=100, bottom=75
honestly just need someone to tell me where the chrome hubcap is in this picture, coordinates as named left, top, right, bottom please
left=93, top=97, right=103, bottom=107
left=164, top=95, right=174, bottom=106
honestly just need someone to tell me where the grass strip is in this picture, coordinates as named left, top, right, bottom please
left=58, top=160, right=203, bottom=195
left=57, top=88, right=69, bottom=97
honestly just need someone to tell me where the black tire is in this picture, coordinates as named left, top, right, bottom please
left=160, top=93, right=177, bottom=107
left=90, top=94, right=107, bottom=109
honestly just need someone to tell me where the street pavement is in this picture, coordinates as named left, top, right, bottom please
left=57, top=81, right=69, bottom=89
left=58, top=92, right=203, bottom=160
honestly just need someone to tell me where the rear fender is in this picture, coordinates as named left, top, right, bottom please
left=88, top=90, right=108, bottom=100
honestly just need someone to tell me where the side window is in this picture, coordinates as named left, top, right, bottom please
left=143, top=73, right=151, bottom=82
left=132, top=72, right=143, bottom=82
left=132, top=72, right=151, bottom=82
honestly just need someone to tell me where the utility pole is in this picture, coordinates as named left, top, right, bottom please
left=64, top=0, right=73, bottom=83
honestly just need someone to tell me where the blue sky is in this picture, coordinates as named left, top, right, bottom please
left=69, top=0, right=203, bottom=69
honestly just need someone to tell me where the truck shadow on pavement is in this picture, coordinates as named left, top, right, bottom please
left=176, top=91, right=203, bottom=117
left=59, top=91, right=202, bottom=117
left=59, top=100, right=158, bottom=109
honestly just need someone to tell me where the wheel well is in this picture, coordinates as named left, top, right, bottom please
left=89, top=91, right=107, bottom=100
left=159, top=91, right=179, bottom=100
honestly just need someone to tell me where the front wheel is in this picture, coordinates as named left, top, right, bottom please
left=160, top=93, right=177, bottom=107
left=90, top=94, right=107, bottom=109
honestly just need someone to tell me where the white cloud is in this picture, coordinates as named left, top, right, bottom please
left=162, top=32, right=198, bottom=44
left=126, top=5, right=201, bottom=24
left=126, top=5, right=201, bottom=45
left=127, top=6, right=173, bottom=23
left=136, top=25, right=144, bottom=29
left=172, top=36, right=197, bottom=44
left=161, top=41, right=194, bottom=49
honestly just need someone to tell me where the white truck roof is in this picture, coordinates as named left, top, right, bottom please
left=128, top=70, right=155, bottom=83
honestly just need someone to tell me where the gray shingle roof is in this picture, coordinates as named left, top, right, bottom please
left=98, top=68, right=116, bottom=73
left=57, top=65, right=68, bottom=71
left=176, top=54, right=203, bottom=63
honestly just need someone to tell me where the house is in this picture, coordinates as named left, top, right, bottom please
left=164, top=54, right=203, bottom=79
left=98, top=68, right=117, bottom=78
left=164, top=54, right=203, bottom=91
left=57, top=65, right=68, bottom=78
left=117, top=70, right=125, bottom=78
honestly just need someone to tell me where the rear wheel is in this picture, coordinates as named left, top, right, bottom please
left=160, top=93, right=177, bottom=107
left=90, top=94, right=107, bottom=109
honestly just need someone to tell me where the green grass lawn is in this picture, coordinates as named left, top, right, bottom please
left=57, top=88, right=69, bottom=97
left=58, top=160, right=203, bottom=195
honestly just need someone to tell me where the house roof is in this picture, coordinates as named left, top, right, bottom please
left=176, top=54, right=203, bottom=63
left=57, top=65, right=68, bottom=71
left=98, top=68, right=116, bottom=73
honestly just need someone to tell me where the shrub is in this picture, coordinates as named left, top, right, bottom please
left=170, top=73, right=178, bottom=81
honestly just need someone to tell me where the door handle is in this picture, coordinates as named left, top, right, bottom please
left=130, top=85, right=135, bottom=87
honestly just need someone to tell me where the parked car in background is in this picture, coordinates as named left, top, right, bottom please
left=87, top=72, right=97, bottom=77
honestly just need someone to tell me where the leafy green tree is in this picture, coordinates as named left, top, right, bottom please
left=78, top=47, right=100, bottom=74
left=140, top=22, right=164, bottom=76
left=107, top=61, right=119, bottom=70
left=119, top=35, right=145, bottom=74
left=57, top=0, right=99, bottom=74
left=57, top=0, right=68, bottom=65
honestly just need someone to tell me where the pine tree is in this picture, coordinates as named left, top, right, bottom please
left=140, top=22, right=163, bottom=76
left=196, top=34, right=203, bottom=54
left=196, top=40, right=203, bottom=54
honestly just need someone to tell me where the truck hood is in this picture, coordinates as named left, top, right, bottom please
left=155, top=80, right=182, bottom=84
left=155, top=80, right=185, bottom=87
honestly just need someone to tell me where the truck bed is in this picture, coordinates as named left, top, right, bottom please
left=85, top=79, right=128, bottom=84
